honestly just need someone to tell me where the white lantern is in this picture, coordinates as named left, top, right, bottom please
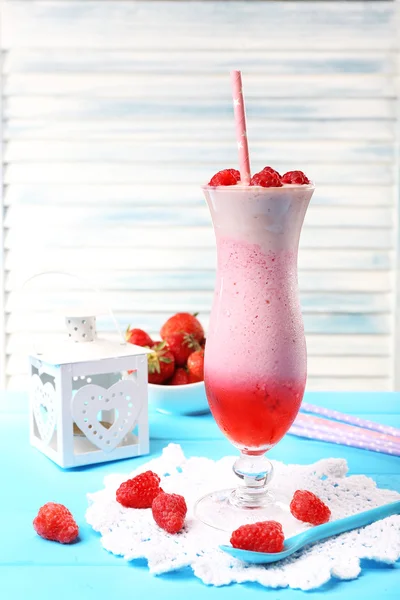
left=28, top=313, right=149, bottom=468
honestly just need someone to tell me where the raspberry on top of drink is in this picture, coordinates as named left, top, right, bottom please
left=208, top=167, right=310, bottom=187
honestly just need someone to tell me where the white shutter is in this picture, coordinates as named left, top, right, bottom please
left=1, top=1, right=398, bottom=391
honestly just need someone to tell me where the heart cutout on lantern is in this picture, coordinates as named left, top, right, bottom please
left=71, top=380, right=142, bottom=453
left=31, top=374, right=57, bottom=445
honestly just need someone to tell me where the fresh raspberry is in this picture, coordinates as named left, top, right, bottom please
left=261, top=166, right=282, bottom=178
left=168, top=367, right=190, bottom=385
left=208, top=169, right=241, bottom=186
left=230, top=521, right=284, bottom=553
left=116, top=471, right=162, bottom=508
left=33, top=503, right=79, bottom=544
left=281, top=170, right=310, bottom=185
left=250, top=170, right=282, bottom=188
left=165, top=331, right=201, bottom=367
left=125, top=327, right=153, bottom=347
left=290, top=490, right=331, bottom=525
left=152, top=492, right=187, bottom=534
left=187, top=349, right=204, bottom=383
left=161, top=312, right=204, bottom=343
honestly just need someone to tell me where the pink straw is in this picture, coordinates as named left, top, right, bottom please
left=290, top=424, right=400, bottom=457
left=301, top=402, right=400, bottom=438
left=231, top=70, right=251, bottom=185
left=295, top=413, right=400, bottom=447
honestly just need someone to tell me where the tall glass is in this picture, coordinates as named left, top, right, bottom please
left=195, top=183, right=314, bottom=530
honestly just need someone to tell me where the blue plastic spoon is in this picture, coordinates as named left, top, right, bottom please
left=220, top=500, right=400, bottom=564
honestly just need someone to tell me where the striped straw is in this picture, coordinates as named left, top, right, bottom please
left=230, top=70, right=251, bottom=185
left=295, top=413, right=400, bottom=455
left=301, top=402, right=400, bottom=438
left=296, top=413, right=400, bottom=447
left=290, top=424, right=400, bottom=457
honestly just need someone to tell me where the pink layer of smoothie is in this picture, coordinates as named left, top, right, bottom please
left=205, top=236, right=306, bottom=452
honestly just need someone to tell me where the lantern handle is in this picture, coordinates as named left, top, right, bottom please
left=20, top=270, right=127, bottom=346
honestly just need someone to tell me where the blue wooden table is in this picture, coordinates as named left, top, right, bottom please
left=1, top=392, right=399, bottom=599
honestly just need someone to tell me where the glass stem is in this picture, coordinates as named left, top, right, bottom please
left=231, top=452, right=274, bottom=508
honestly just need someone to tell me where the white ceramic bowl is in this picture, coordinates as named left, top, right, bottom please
left=148, top=381, right=210, bottom=416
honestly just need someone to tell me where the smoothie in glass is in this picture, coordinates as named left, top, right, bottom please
left=203, top=183, right=314, bottom=454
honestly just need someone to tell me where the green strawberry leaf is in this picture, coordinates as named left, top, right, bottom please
left=154, top=341, right=167, bottom=351
left=159, top=357, right=173, bottom=364
left=184, top=333, right=201, bottom=350
left=148, top=353, right=161, bottom=374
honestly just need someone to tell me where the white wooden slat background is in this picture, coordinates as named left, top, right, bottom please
left=1, top=0, right=399, bottom=392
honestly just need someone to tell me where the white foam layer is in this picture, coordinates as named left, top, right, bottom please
left=203, top=185, right=314, bottom=253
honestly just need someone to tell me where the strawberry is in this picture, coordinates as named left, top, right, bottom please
left=168, top=368, right=190, bottom=385
left=165, top=331, right=201, bottom=367
left=160, top=313, right=204, bottom=343
left=187, top=349, right=204, bottom=383
left=148, top=341, right=175, bottom=384
left=125, top=327, right=153, bottom=347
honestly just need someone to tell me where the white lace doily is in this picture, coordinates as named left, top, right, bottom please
left=86, top=444, right=400, bottom=591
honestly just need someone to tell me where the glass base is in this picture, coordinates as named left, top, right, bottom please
left=194, top=487, right=290, bottom=532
